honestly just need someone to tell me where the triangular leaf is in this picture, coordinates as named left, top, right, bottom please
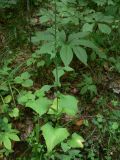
left=59, top=94, right=78, bottom=116
left=48, top=94, right=78, bottom=116
left=35, top=85, right=52, bottom=97
left=26, top=97, right=52, bottom=116
left=41, top=123, right=69, bottom=152
left=67, top=133, right=84, bottom=148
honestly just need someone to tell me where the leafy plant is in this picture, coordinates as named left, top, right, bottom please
left=14, top=72, right=33, bottom=88
left=79, top=75, right=97, bottom=96
left=41, top=123, right=69, bottom=152
left=0, top=0, right=119, bottom=159
left=0, top=118, right=20, bottom=150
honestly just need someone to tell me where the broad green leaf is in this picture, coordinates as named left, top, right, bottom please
left=73, top=46, right=87, bottom=65
left=60, top=45, right=73, bottom=66
left=82, top=23, right=95, bottom=32
left=22, top=79, right=33, bottom=87
left=4, top=95, right=12, bottom=104
left=18, top=92, right=35, bottom=104
left=26, top=97, right=52, bottom=116
left=48, top=98, right=61, bottom=114
left=14, top=77, right=23, bottom=84
left=3, top=135, right=11, bottom=150
left=41, top=123, right=69, bottom=152
left=58, top=30, right=66, bottom=42
left=9, top=108, right=19, bottom=117
left=21, top=72, right=30, bottom=80
left=67, top=133, right=84, bottom=148
left=68, top=32, right=89, bottom=42
left=53, top=68, right=65, bottom=86
left=8, top=133, right=20, bottom=141
left=98, top=23, right=111, bottom=34
left=35, top=85, right=52, bottom=97
left=59, top=94, right=78, bottom=116
left=79, top=40, right=98, bottom=50
left=48, top=94, right=78, bottom=116
left=40, top=42, right=54, bottom=54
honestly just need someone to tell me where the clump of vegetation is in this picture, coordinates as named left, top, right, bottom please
left=0, top=0, right=120, bottom=160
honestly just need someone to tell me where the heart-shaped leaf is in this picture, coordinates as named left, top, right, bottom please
left=41, top=123, right=69, bottom=152
left=22, top=79, right=33, bottom=87
left=9, top=108, right=19, bottom=117
left=48, top=94, right=78, bottom=116
left=67, top=133, right=84, bottom=148
left=35, top=85, right=52, bottom=97
left=26, top=97, right=52, bottom=116
left=4, top=95, right=12, bottom=104
left=59, top=94, right=78, bottom=116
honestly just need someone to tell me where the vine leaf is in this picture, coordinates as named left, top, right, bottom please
left=26, top=97, right=52, bottom=116
left=48, top=94, right=78, bottom=116
left=59, top=94, right=78, bottom=116
left=41, top=123, right=69, bottom=152
left=35, top=85, right=52, bottom=97
left=67, top=133, right=85, bottom=148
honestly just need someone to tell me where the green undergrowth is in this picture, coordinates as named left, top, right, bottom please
left=0, top=0, right=120, bottom=160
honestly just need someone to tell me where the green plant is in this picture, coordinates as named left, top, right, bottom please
left=0, top=117, right=20, bottom=150
left=0, top=0, right=120, bottom=159
left=17, top=85, right=84, bottom=156
left=79, top=75, right=97, bottom=96
left=14, top=72, right=33, bottom=88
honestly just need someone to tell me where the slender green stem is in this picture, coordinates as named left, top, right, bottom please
left=54, top=0, right=59, bottom=112
left=35, top=115, right=40, bottom=143
left=54, top=0, right=59, bottom=87
left=8, top=82, right=16, bottom=107
left=0, top=94, right=5, bottom=104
